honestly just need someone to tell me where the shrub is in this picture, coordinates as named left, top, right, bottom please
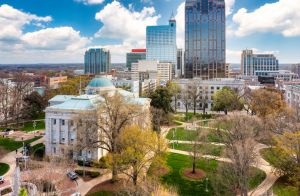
left=1, top=187, right=12, bottom=195
left=98, top=156, right=109, bottom=169
left=75, top=170, right=100, bottom=178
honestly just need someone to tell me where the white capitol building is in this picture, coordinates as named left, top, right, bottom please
left=45, top=76, right=151, bottom=161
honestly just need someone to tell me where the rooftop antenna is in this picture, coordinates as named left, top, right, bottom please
left=170, top=10, right=175, bottom=20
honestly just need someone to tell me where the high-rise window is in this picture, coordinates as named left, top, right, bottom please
left=84, top=48, right=111, bottom=75
left=146, top=17, right=177, bottom=77
left=185, top=0, right=226, bottom=79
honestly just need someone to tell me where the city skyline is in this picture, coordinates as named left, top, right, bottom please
left=0, top=0, right=300, bottom=64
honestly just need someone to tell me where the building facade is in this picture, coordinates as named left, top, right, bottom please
left=185, top=0, right=226, bottom=79
left=285, top=85, right=300, bottom=108
left=84, top=48, right=111, bottom=75
left=47, top=75, right=68, bottom=89
left=131, top=60, right=172, bottom=83
left=146, top=17, right=177, bottom=76
left=241, top=49, right=279, bottom=77
left=174, top=78, right=245, bottom=111
left=126, top=49, right=146, bottom=71
left=45, top=77, right=151, bottom=161
left=177, top=49, right=184, bottom=78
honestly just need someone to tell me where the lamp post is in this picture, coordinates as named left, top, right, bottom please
left=205, top=177, right=209, bottom=192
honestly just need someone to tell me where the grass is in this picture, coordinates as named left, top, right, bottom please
left=174, top=112, right=213, bottom=122
left=166, top=128, right=224, bottom=143
left=158, top=153, right=266, bottom=196
left=169, top=143, right=224, bottom=157
left=0, top=163, right=9, bottom=176
left=21, top=120, right=45, bottom=132
left=260, top=149, right=299, bottom=195
left=273, top=176, right=298, bottom=196
left=260, top=148, right=279, bottom=166
left=166, top=128, right=198, bottom=141
left=87, top=191, right=114, bottom=196
left=0, top=136, right=42, bottom=151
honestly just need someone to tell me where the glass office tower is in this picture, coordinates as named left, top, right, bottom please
left=185, top=0, right=226, bottom=79
left=84, top=48, right=111, bottom=75
left=126, top=49, right=146, bottom=71
left=241, top=49, right=279, bottom=76
left=146, top=17, right=177, bottom=76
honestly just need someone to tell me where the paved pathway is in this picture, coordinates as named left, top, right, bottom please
left=164, top=118, right=280, bottom=196
left=77, top=172, right=112, bottom=195
left=0, top=137, right=45, bottom=191
left=169, top=140, right=225, bottom=146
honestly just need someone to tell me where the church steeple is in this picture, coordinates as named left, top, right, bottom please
left=169, top=11, right=176, bottom=27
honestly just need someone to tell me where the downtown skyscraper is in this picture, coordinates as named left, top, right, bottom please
left=146, top=17, right=177, bottom=77
left=84, top=48, right=111, bottom=75
left=185, top=0, right=226, bottom=79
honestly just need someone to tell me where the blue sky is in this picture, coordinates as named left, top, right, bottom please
left=0, top=0, right=299, bottom=64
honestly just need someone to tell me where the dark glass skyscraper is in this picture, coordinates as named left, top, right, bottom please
left=84, top=48, right=110, bottom=75
left=185, top=0, right=226, bottom=79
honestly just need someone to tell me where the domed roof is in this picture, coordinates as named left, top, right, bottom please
left=87, top=77, right=114, bottom=88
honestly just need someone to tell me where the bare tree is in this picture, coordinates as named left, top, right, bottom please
left=0, top=79, right=12, bottom=127
left=10, top=73, right=33, bottom=127
left=215, top=114, right=261, bottom=196
left=96, top=92, right=146, bottom=182
left=188, top=81, right=200, bottom=115
left=73, top=111, right=99, bottom=176
left=180, top=88, right=190, bottom=121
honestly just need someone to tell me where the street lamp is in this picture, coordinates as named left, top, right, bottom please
left=205, top=177, right=209, bottom=192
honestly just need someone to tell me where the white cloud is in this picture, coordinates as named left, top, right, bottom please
left=95, top=1, right=159, bottom=42
left=94, top=1, right=160, bottom=62
left=21, top=27, right=90, bottom=51
left=225, top=0, right=235, bottom=16
left=75, top=0, right=105, bottom=5
left=0, top=4, right=90, bottom=63
left=0, top=4, right=52, bottom=41
left=232, top=0, right=300, bottom=37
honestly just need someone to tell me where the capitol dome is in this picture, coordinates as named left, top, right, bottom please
left=88, top=77, right=114, bottom=88
left=86, top=76, right=115, bottom=94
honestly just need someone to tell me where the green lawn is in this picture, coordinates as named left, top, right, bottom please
left=166, top=128, right=224, bottom=143
left=260, top=148, right=299, bottom=195
left=87, top=191, right=113, bottom=196
left=21, top=120, right=45, bottom=132
left=0, top=163, right=9, bottom=176
left=169, top=143, right=224, bottom=157
left=260, top=148, right=278, bottom=166
left=174, top=112, right=213, bottom=122
left=158, top=153, right=265, bottom=196
left=273, top=176, right=298, bottom=196
left=0, top=136, right=42, bottom=151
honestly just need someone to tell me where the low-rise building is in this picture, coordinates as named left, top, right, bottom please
left=285, top=85, right=300, bottom=108
left=47, top=75, right=68, bottom=89
left=174, top=78, right=245, bottom=112
left=45, top=76, right=151, bottom=161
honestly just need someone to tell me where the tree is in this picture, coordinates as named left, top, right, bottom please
left=97, top=92, right=146, bottom=182
left=189, top=124, right=205, bottom=174
left=273, top=131, right=300, bottom=195
left=73, top=111, right=99, bottom=176
left=9, top=73, right=33, bottom=127
left=188, top=81, right=200, bottom=115
left=18, top=188, right=27, bottom=196
left=215, top=114, right=261, bottom=196
left=22, top=91, right=46, bottom=119
left=112, top=126, right=167, bottom=185
left=150, top=86, right=173, bottom=114
left=151, top=107, right=164, bottom=134
left=0, top=78, right=12, bottom=126
left=212, top=87, right=243, bottom=114
left=168, top=82, right=181, bottom=113
left=180, top=88, right=190, bottom=121
left=249, top=88, right=285, bottom=118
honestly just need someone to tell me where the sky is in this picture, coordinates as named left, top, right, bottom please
left=0, top=0, right=300, bottom=64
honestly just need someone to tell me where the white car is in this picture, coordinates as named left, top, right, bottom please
left=0, top=176, right=4, bottom=184
left=71, top=192, right=81, bottom=196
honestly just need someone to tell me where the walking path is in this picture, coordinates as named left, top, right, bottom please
left=0, top=137, right=45, bottom=191
left=164, top=117, right=280, bottom=196
left=169, top=140, right=225, bottom=146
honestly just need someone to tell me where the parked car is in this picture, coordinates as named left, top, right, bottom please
left=0, top=176, right=4, bottom=184
left=67, top=171, right=78, bottom=180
